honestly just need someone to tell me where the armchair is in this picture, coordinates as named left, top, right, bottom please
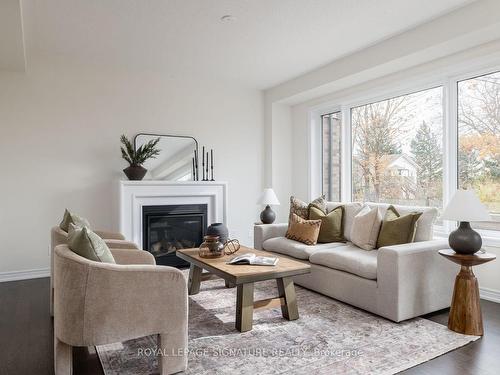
left=53, top=245, right=188, bottom=375
left=50, top=226, right=140, bottom=316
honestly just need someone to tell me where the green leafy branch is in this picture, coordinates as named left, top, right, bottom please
left=120, top=135, right=161, bottom=165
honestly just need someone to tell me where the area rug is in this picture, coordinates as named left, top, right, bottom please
left=97, top=275, right=478, bottom=375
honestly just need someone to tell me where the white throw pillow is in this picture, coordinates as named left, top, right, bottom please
left=350, top=205, right=382, bottom=250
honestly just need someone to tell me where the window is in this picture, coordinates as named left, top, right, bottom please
left=321, top=112, right=341, bottom=201
left=351, top=87, right=443, bottom=207
left=315, top=64, right=500, bottom=236
left=458, top=71, right=500, bottom=229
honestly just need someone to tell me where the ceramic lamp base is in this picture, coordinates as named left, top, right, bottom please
left=449, top=221, right=482, bottom=255
left=260, top=205, right=276, bottom=224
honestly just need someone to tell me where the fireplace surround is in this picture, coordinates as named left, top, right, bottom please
left=118, top=180, right=228, bottom=266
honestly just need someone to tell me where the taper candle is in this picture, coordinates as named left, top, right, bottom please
left=210, top=149, right=214, bottom=181
left=202, top=146, right=205, bottom=180
left=192, top=157, right=195, bottom=180
left=194, top=149, right=198, bottom=181
left=206, top=151, right=209, bottom=179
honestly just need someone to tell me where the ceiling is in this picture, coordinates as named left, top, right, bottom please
left=14, top=0, right=477, bottom=88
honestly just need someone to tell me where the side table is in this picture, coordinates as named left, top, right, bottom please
left=439, top=249, right=496, bottom=336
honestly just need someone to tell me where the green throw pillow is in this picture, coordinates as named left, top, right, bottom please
left=376, top=205, right=422, bottom=248
left=67, top=225, right=115, bottom=264
left=308, top=205, right=345, bottom=243
left=59, top=209, right=91, bottom=232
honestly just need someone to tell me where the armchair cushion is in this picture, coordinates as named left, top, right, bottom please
left=59, top=209, right=90, bottom=232
left=68, top=225, right=115, bottom=264
left=109, top=248, right=155, bottom=265
left=94, top=230, right=126, bottom=241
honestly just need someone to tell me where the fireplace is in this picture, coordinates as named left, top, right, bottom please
left=142, top=204, right=207, bottom=267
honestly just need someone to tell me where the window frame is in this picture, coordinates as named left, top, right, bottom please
left=320, top=111, right=342, bottom=201
left=309, top=60, right=500, bottom=244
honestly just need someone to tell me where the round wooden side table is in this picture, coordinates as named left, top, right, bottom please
left=439, top=249, right=496, bottom=336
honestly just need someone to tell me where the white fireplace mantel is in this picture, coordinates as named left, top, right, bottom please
left=118, top=180, right=228, bottom=246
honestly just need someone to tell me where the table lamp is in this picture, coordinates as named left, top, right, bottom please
left=257, top=188, right=280, bottom=224
left=441, top=190, right=491, bottom=254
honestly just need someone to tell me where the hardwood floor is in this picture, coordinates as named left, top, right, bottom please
left=1, top=277, right=500, bottom=374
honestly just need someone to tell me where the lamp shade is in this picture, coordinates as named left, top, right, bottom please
left=257, top=188, right=280, bottom=206
left=441, top=190, right=491, bottom=222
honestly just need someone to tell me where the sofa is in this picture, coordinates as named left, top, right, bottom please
left=254, top=201, right=457, bottom=322
left=53, top=244, right=188, bottom=375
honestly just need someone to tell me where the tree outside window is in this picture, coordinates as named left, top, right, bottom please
left=351, top=87, right=443, bottom=207
left=458, top=71, right=500, bottom=228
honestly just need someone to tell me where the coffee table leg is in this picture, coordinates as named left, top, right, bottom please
left=236, top=283, right=254, bottom=332
left=277, top=277, right=299, bottom=320
left=188, top=264, right=202, bottom=295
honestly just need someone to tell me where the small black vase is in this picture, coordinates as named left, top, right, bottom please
left=206, top=223, right=229, bottom=244
left=123, top=164, right=147, bottom=180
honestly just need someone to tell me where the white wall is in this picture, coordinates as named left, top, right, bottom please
left=0, top=60, right=263, bottom=275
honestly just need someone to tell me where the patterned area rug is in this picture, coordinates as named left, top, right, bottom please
left=97, top=275, right=478, bottom=375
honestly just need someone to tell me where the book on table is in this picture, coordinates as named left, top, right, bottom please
left=227, top=253, right=279, bottom=266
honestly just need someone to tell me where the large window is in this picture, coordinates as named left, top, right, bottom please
left=321, top=112, right=341, bottom=201
left=351, top=87, right=443, bottom=207
left=458, top=71, right=500, bottom=229
left=317, top=65, right=500, bottom=234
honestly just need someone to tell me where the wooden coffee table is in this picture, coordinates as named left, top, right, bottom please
left=176, top=246, right=311, bottom=332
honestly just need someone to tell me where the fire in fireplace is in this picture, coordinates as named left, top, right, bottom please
left=142, top=204, right=207, bottom=267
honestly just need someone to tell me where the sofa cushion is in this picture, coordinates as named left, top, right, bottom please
left=309, top=205, right=345, bottom=243
left=286, top=214, right=322, bottom=245
left=326, top=202, right=363, bottom=241
left=289, top=195, right=326, bottom=222
left=309, top=244, right=378, bottom=280
left=350, top=205, right=382, bottom=250
left=376, top=206, right=422, bottom=248
left=263, top=237, right=346, bottom=260
left=367, top=203, right=437, bottom=242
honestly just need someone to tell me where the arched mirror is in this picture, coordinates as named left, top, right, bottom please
left=134, top=133, right=198, bottom=181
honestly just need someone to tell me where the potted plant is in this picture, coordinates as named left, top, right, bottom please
left=120, top=134, right=161, bottom=180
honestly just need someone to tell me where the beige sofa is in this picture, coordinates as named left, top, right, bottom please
left=254, top=202, right=457, bottom=322
left=53, top=244, right=188, bottom=375
left=50, top=226, right=140, bottom=316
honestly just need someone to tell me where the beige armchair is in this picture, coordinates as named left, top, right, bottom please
left=50, top=226, right=140, bottom=316
left=53, top=245, right=189, bottom=375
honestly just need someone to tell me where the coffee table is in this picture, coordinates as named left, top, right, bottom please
left=176, top=246, right=311, bottom=332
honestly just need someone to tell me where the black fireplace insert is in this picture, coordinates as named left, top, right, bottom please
left=142, top=204, right=207, bottom=267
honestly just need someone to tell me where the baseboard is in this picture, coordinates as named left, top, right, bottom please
left=480, top=287, right=500, bottom=303
left=0, top=268, right=50, bottom=283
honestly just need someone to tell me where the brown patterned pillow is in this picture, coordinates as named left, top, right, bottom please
left=286, top=213, right=322, bottom=245
left=289, top=195, right=326, bottom=222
